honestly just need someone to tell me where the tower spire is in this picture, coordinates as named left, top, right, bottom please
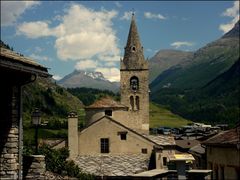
left=122, top=13, right=147, bottom=70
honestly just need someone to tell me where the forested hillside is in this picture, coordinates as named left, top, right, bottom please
left=150, top=21, right=240, bottom=126
left=22, top=77, right=84, bottom=127
left=67, top=87, right=120, bottom=106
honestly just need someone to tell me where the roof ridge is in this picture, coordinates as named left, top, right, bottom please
left=80, top=115, right=163, bottom=149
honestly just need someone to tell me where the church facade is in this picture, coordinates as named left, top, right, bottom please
left=68, top=14, right=175, bottom=176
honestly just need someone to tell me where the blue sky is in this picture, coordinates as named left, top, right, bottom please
left=1, top=1, right=239, bottom=81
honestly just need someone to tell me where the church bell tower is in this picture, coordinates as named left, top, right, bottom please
left=120, top=13, right=149, bottom=134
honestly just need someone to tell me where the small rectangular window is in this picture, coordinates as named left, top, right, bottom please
left=105, top=110, right=112, bottom=116
left=118, top=131, right=127, bottom=140
left=120, top=133, right=127, bottom=140
left=100, top=138, right=109, bottom=153
left=142, top=148, right=147, bottom=154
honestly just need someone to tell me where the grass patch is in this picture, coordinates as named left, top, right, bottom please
left=150, top=102, right=192, bottom=128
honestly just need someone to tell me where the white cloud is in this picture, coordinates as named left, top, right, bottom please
left=120, top=11, right=132, bottom=20
left=171, top=41, right=194, bottom=49
left=104, top=62, right=117, bottom=67
left=29, top=53, right=52, bottom=61
left=144, top=12, right=166, bottom=20
left=17, top=4, right=120, bottom=62
left=219, top=1, right=239, bottom=33
left=17, top=21, right=63, bottom=38
left=53, top=75, right=62, bottom=81
left=95, top=67, right=120, bottom=82
left=1, top=1, right=40, bottom=26
left=75, top=60, right=98, bottom=70
left=17, top=3, right=121, bottom=81
left=98, top=54, right=121, bottom=62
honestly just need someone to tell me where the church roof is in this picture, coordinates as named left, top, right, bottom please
left=125, top=13, right=142, bottom=53
left=121, top=14, right=148, bottom=70
left=75, top=154, right=149, bottom=176
left=85, top=96, right=127, bottom=109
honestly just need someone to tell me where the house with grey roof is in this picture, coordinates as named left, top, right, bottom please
left=202, top=124, right=240, bottom=180
left=67, top=14, right=176, bottom=178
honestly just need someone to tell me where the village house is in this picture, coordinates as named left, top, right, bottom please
left=202, top=124, right=240, bottom=180
left=0, top=47, right=49, bottom=179
left=68, top=14, right=176, bottom=177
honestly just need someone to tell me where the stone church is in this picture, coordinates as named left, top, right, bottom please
left=68, top=14, right=175, bottom=177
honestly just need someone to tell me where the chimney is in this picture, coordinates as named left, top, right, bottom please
left=68, top=112, right=78, bottom=159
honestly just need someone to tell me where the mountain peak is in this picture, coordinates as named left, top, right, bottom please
left=72, top=70, right=106, bottom=81
left=58, top=70, right=119, bottom=93
left=222, top=20, right=240, bottom=39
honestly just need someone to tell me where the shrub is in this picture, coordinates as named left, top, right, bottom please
left=38, top=145, right=94, bottom=179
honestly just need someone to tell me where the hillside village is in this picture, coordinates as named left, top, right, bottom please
left=1, top=4, right=240, bottom=180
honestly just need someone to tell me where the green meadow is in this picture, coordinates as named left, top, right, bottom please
left=149, top=102, right=192, bottom=128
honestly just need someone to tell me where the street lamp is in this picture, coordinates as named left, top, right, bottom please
left=31, top=108, right=41, bottom=154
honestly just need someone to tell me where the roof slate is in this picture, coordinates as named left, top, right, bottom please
left=86, top=96, right=127, bottom=109
left=0, top=47, right=49, bottom=77
left=202, top=125, right=240, bottom=146
left=176, top=140, right=200, bottom=149
left=75, top=154, right=149, bottom=176
left=189, top=144, right=205, bottom=155
left=143, top=134, right=176, bottom=146
left=1, top=47, right=46, bottom=68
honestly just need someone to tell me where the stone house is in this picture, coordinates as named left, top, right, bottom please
left=202, top=124, right=240, bottom=180
left=68, top=14, right=176, bottom=177
left=0, top=47, right=49, bottom=179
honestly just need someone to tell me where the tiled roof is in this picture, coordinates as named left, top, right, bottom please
left=75, top=154, right=149, bottom=176
left=86, top=96, right=127, bottom=109
left=143, top=134, right=176, bottom=146
left=1, top=47, right=46, bottom=68
left=176, top=140, right=200, bottom=149
left=0, top=47, right=49, bottom=77
left=202, top=125, right=240, bottom=146
left=189, top=144, right=205, bottom=155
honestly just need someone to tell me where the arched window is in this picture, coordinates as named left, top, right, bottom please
left=136, top=96, right=140, bottom=110
left=130, top=76, right=139, bottom=91
left=132, top=46, right=136, bottom=52
left=130, top=96, right=134, bottom=110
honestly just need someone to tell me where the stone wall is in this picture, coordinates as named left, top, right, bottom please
left=0, top=86, right=21, bottom=179
left=23, top=155, right=46, bottom=180
left=120, top=69, right=149, bottom=134
left=0, top=128, right=19, bottom=179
